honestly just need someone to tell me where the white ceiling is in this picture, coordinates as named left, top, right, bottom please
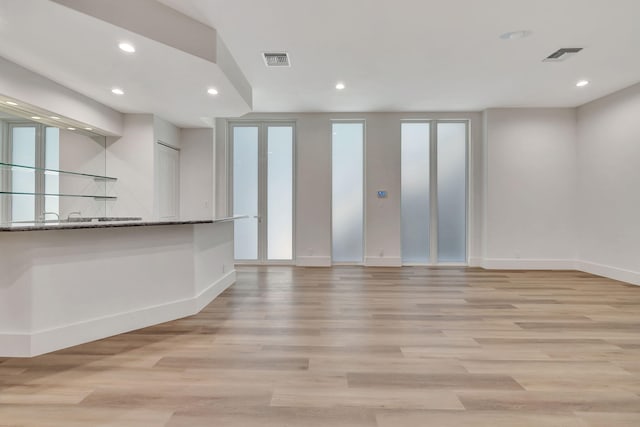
left=0, top=0, right=251, bottom=128
left=1, top=0, right=639, bottom=126
left=160, top=0, right=640, bottom=112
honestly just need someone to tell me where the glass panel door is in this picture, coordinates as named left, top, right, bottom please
left=331, top=121, right=364, bottom=263
left=401, top=122, right=430, bottom=264
left=232, top=125, right=259, bottom=261
left=231, top=123, right=294, bottom=263
left=437, top=122, right=467, bottom=262
left=401, top=120, right=468, bottom=264
left=267, top=125, right=293, bottom=260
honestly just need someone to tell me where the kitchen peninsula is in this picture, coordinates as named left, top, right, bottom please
left=0, top=218, right=238, bottom=357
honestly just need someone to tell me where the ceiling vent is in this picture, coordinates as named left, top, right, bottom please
left=263, top=52, right=290, bottom=67
left=543, top=47, right=583, bottom=62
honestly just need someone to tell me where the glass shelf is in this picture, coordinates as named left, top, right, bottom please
left=0, top=191, right=116, bottom=200
left=1, top=161, right=118, bottom=224
left=0, top=162, right=117, bottom=181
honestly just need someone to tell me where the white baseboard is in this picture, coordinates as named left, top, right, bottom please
left=468, top=257, right=483, bottom=267
left=481, top=258, right=576, bottom=270
left=577, top=260, right=640, bottom=286
left=2, top=270, right=236, bottom=357
left=480, top=258, right=640, bottom=286
left=365, top=257, right=402, bottom=267
left=0, top=334, right=31, bottom=358
left=296, top=256, right=332, bottom=267
left=195, top=270, right=236, bottom=311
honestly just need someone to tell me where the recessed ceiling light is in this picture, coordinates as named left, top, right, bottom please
left=84, top=127, right=93, bottom=131
left=5, top=101, right=18, bottom=105
left=336, top=82, right=345, bottom=90
left=67, top=127, right=76, bottom=131
left=576, top=80, right=590, bottom=87
left=31, top=116, right=41, bottom=120
left=111, top=88, right=124, bottom=95
left=207, top=88, right=219, bottom=95
left=118, top=42, right=135, bottom=53
left=50, top=116, right=60, bottom=120
left=499, top=30, right=532, bottom=40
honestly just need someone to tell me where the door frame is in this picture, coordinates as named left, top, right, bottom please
left=400, top=119, right=470, bottom=266
left=228, top=120, right=297, bottom=265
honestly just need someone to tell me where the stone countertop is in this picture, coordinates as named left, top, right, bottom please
left=0, top=216, right=249, bottom=232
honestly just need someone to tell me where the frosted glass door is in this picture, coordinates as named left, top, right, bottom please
left=267, top=126, right=293, bottom=260
left=437, top=123, right=467, bottom=262
left=332, top=122, right=364, bottom=263
left=401, top=120, right=468, bottom=265
left=232, top=123, right=294, bottom=263
left=233, top=126, right=259, bottom=260
left=401, top=122, right=430, bottom=263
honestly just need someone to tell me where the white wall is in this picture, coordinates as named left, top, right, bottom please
left=482, top=108, right=577, bottom=269
left=106, top=114, right=155, bottom=220
left=217, top=112, right=483, bottom=266
left=576, top=83, right=640, bottom=285
left=180, top=128, right=215, bottom=220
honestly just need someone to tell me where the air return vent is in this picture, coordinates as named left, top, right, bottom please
left=543, top=47, right=583, bottom=62
left=263, top=52, right=290, bottom=67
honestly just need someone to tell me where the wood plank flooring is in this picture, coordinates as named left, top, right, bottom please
left=1, top=266, right=640, bottom=426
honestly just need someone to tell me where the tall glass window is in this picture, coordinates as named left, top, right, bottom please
left=437, top=122, right=467, bottom=262
left=267, top=126, right=293, bottom=260
left=232, top=126, right=259, bottom=260
left=331, top=122, right=364, bottom=263
left=401, top=122, right=430, bottom=264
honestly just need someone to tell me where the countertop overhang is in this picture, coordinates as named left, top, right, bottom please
left=0, top=216, right=249, bottom=232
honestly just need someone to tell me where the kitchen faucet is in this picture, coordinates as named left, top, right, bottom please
left=67, top=211, right=82, bottom=221
left=40, top=211, right=59, bottom=222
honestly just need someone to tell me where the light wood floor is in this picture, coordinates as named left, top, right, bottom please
left=1, top=266, right=640, bottom=426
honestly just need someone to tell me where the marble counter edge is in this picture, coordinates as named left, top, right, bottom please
left=0, top=215, right=250, bottom=232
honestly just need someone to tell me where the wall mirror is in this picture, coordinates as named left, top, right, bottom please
left=0, top=107, right=113, bottom=225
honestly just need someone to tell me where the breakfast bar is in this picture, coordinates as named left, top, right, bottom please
left=0, top=218, right=238, bottom=357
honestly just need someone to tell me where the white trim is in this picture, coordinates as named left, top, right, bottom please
left=194, top=270, right=237, bottom=311
left=296, top=256, right=331, bottom=267
left=2, top=270, right=236, bottom=357
left=364, top=256, right=402, bottom=267
left=577, top=260, right=640, bottom=286
left=0, top=334, right=30, bottom=358
left=476, top=258, right=640, bottom=286
left=468, top=257, right=483, bottom=267
left=481, top=258, right=576, bottom=270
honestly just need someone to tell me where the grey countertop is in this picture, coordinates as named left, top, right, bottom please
left=0, top=216, right=249, bottom=232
